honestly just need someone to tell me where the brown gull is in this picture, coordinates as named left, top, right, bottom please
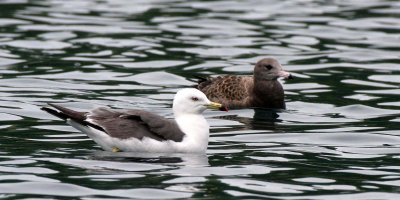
left=196, top=57, right=293, bottom=109
left=41, top=88, right=227, bottom=153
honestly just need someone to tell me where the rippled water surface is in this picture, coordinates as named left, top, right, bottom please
left=1, top=0, right=400, bottom=199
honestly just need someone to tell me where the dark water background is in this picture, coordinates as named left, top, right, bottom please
left=0, top=0, right=399, bottom=199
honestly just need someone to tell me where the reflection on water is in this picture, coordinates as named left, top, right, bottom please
left=0, top=0, right=399, bottom=199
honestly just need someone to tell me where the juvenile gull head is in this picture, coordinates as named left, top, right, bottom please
left=254, top=58, right=292, bottom=81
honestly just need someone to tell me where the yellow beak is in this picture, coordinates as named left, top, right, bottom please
left=206, top=102, right=228, bottom=111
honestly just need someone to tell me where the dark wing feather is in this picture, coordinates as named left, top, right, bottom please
left=88, top=107, right=185, bottom=142
left=42, top=104, right=185, bottom=142
left=42, top=104, right=105, bottom=131
left=47, top=103, right=87, bottom=121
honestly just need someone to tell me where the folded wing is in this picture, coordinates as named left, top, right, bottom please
left=42, top=104, right=185, bottom=142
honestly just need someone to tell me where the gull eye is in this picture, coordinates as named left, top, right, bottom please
left=264, top=65, right=273, bottom=70
left=191, top=97, right=199, bottom=101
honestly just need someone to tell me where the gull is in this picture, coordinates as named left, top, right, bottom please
left=41, top=88, right=227, bottom=153
left=196, top=57, right=293, bottom=109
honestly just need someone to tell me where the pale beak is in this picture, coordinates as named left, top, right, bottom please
left=278, top=70, right=293, bottom=79
left=206, top=102, right=228, bottom=111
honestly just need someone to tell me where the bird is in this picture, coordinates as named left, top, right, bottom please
left=196, top=57, right=293, bottom=109
left=41, top=88, right=228, bottom=153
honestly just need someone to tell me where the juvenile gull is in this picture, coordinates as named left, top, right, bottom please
left=41, top=88, right=227, bottom=153
left=196, top=57, right=292, bottom=109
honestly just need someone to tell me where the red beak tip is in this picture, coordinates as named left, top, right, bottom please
left=219, top=106, right=229, bottom=112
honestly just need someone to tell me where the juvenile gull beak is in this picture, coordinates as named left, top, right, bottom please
left=278, top=70, right=293, bottom=79
left=206, top=102, right=228, bottom=111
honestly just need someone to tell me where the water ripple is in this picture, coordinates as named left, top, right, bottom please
left=0, top=0, right=399, bottom=199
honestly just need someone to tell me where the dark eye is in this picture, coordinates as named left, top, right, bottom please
left=264, top=65, right=273, bottom=70
left=191, top=97, right=199, bottom=101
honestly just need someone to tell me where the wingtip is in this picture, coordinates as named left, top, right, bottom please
left=41, top=106, right=68, bottom=120
left=47, top=103, right=58, bottom=108
left=40, top=106, right=49, bottom=112
left=193, top=75, right=209, bottom=85
left=194, top=75, right=207, bottom=80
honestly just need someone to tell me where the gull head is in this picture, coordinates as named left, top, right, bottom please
left=173, top=88, right=227, bottom=116
left=254, top=57, right=293, bottom=81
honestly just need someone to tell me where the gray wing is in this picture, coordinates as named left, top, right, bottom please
left=88, top=107, right=185, bottom=142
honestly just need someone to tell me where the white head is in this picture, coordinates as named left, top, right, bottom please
left=173, top=88, right=226, bottom=116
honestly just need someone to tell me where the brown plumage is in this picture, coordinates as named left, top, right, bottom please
left=197, top=58, right=292, bottom=109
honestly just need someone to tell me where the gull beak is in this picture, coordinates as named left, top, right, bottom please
left=206, top=102, right=229, bottom=111
left=278, top=70, right=293, bottom=79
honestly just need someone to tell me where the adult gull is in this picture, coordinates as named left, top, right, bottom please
left=41, top=88, right=227, bottom=153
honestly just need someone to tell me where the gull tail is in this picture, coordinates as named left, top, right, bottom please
left=193, top=75, right=213, bottom=90
left=41, top=103, right=87, bottom=121
left=41, top=103, right=105, bottom=132
left=193, top=75, right=208, bottom=83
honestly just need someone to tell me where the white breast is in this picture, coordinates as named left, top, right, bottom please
left=174, top=114, right=210, bottom=153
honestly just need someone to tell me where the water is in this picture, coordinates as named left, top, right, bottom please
left=0, top=0, right=399, bottom=199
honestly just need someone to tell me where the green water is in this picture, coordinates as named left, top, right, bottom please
left=0, top=0, right=399, bottom=199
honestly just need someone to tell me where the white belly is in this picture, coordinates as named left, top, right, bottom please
left=68, top=118, right=209, bottom=153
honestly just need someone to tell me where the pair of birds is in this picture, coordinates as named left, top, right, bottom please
left=42, top=58, right=292, bottom=153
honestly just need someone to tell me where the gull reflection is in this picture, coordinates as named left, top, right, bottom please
left=92, top=151, right=209, bottom=166
left=212, top=108, right=283, bottom=130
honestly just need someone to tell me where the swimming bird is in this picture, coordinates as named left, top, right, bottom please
left=196, top=57, right=293, bottom=109
left=41, top=88, right=227, bottom=153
